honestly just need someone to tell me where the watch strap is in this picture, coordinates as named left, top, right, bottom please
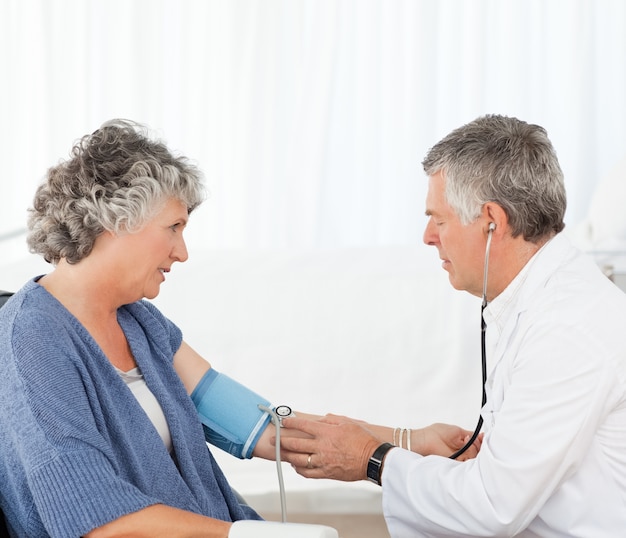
left=367, top=442, right=395, bottom=486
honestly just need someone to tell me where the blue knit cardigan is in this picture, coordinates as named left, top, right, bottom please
left=0, top=279, right=261, bottom=537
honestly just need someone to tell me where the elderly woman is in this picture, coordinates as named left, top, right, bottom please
left=0, top=120, right=478, bottom=537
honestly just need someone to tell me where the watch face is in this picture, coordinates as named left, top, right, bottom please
left=275, top=405, right=292, bottom=417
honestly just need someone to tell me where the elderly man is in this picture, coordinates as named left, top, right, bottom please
left=280, top=115, right=626, bottom=537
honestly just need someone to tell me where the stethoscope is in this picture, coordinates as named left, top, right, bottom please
left=449, top=221, right=495, bottom=460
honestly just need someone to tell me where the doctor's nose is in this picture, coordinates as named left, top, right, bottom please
left=423, top=219, right=438, bottom=246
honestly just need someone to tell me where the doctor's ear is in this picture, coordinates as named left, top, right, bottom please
left=482, top=201, right=506, bottom=233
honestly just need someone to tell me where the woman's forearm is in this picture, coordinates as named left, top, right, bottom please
left=84, top=504, right=232, bottom=538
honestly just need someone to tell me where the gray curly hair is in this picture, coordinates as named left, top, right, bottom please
left=27, top=119, right=206, bottom=264
left=422, top=115, right=566, bottom=243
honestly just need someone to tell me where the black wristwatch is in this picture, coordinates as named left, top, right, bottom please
left=367, top=442, right=395, bottom=486
left=274, top=405, right=295, bottom=427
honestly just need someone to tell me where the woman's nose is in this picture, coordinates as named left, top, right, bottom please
left=173, top=236, right=189, bottom=262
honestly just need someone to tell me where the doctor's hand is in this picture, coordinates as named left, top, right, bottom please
left=279, top=414, right=382, bottom=481
left=279, top=415, right=483, bottom=481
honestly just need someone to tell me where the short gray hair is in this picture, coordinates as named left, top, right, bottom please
left=27, top=119, right=206, bottom=264
left=422, top=115, right=566, bottom=242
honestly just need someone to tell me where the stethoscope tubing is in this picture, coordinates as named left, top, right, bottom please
left=449, top=226, right=492, bottom=460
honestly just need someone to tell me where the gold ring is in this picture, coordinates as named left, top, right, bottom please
left=306, top=454, right=313, bottom=469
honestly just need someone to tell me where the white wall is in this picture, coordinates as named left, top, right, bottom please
left=2, top=0, right=626, bottom=261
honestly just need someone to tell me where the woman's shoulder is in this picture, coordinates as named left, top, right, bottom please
left=1, top=281, right=97, bottom=383
left=4, top=278, right=74, bottom=330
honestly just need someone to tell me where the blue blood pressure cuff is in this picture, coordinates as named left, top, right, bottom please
left=191, top=368, right=272, bottom=459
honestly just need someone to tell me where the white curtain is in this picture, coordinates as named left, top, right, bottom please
left=1, top=0, right=626, bottom=262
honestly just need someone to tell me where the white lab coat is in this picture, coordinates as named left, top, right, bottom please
left=382, top=234, right=626, bottom=537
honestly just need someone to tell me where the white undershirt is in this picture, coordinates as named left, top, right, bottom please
left=117, top=367, right=173, bottom=452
